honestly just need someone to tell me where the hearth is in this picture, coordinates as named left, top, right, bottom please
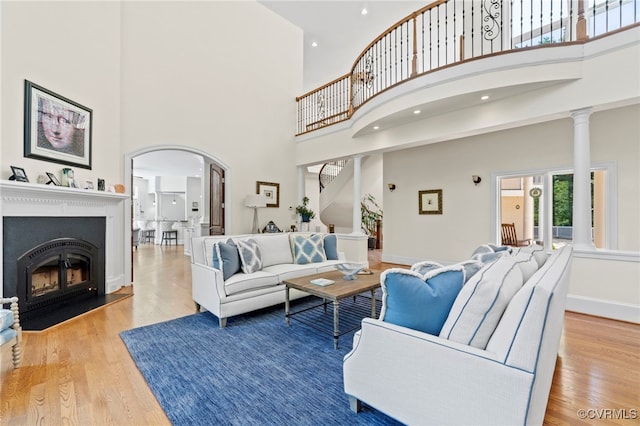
left=3, top=216, right=106, bottom=329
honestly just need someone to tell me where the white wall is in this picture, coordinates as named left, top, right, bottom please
left=1, top=1, right=122, bottom=186
left=119, top=1, right=303, bottom=235
left=382, top=105, right=640, bottom=313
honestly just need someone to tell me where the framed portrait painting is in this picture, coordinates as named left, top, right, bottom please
left=419, top=189, right=443, bottom=215
left=256, top=181, right=280, bottom=208
left=24, top=80, right=92, bottom=169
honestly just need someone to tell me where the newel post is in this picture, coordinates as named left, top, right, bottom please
left=577, top=0, right=588, bottom=41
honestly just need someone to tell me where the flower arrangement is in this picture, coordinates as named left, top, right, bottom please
left=295, top=196, right=316, bottom=222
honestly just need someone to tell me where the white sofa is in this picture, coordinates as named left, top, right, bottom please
left=343, top=244, right=573, bottom=425
left=190, top=232, right=346, bottom=327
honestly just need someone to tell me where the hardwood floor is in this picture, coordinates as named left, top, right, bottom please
left=1, top=245, right=638, bottom=425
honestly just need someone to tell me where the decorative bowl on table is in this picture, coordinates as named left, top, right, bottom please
left=335, top=263, right=364, bottom=280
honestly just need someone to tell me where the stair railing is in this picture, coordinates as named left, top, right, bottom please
left=318, top=159, right=347, bottom=193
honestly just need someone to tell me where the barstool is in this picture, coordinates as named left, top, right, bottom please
left=159, top=221, right=178, bottom=246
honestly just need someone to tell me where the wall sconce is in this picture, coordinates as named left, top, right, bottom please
left=472, top=175, right=482, bottom=186
left=388, top=183, right=396, bottom=192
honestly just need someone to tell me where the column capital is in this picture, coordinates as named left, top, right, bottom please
left=570, top=107, right=593, bottom=120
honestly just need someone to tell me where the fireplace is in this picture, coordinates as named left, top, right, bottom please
left=18, top=237, right=103, bottom=318
left=3, top=216, right=106, bottom=326
left=1, top=180, right=130, bottom=329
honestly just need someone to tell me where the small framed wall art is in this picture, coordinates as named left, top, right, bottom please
left=256, top=181, right=280, bottom=208
left=419, top=189, right=443, bottom=215
left=23, top=80, right=93, bottom=169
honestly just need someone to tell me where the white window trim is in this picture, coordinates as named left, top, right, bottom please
left=491, top=160, right=618, bottom=252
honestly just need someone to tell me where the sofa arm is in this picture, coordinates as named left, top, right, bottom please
left=191, top=263, right=226, bottom=316
left=343, top=318, right=535, bottom=425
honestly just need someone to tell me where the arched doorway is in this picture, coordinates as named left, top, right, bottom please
left=124, top=145, right=230, bottom=283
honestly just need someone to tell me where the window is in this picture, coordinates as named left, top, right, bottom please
left=496, top=163, right=615, bottom=249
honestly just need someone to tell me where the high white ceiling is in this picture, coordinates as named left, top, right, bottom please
left=134, top=1, right=427, bottom=177
left=258, top=0, right=426, bottom=90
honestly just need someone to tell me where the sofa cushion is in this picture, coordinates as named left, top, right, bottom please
left=457, top=259, right=484, bottom=283
left=263, top=263, right=320, bottom=281
left=224, top=270, right=279, bottom=296
left=471, top=251, right=508, bottom=264
left=212, top=241, right=241, bottom=281
left=323, top=234, right=339, bottom=260
left=255, top=234, right=294, bottom=267
left=235, top=238, right=263, bottom=274
left=380, top=265, right=465, bottom=335
left=0, top=327, right=17, bottom=346
left=410, top=260, right=443, bottom=275
left=0, top=309, right=14, bottom=331
left=440, top=256, right=524, bottom=349
left=513, top=251, right=539, bottom=282
left=291, top=234, right=327, bottom=264
left=520, top=244, right=548, bottom=268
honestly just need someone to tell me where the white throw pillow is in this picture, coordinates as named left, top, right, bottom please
left=439, top=256, right=524, bottom=349
left=255, top=234, right=293, bottom=267
left=235, top=238, right=263, bottom=274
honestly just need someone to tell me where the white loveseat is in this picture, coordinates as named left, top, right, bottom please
left=343, top=244, right=573, bottom=425
left=191, top=232, right=346, bottom=327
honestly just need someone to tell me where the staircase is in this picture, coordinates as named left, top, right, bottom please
left=317, top=155, right=383, bottom=234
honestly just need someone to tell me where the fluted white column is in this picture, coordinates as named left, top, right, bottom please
left=352, top=155, right=363, bottom=234
left=571, top=108, right=594, bottom=249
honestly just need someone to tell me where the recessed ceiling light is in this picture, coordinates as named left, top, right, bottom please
left=373, top=125, right=380, bottom=130
left=311, top=41, right=318, bottom=48
left=413, top=110, right=421, bottom=114
left=481, top=95, right=490, bottom=100
left=361, top=8, right=368, bottom=15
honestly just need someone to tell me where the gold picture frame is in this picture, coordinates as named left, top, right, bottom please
left=256, top=181, right=280, bottom=208
left=419, top=189, right=443, bottom=215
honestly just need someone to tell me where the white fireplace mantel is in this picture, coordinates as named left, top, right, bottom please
left=0, top=180, right=130, bottom=297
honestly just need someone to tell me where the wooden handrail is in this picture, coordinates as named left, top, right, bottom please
left=296, top=0, right=638, bottom=136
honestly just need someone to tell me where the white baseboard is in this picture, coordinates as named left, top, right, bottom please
left=566, top=295, right=640, bottom=324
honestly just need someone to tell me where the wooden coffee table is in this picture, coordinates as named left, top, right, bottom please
left=284, top=269, right=381, bottom=349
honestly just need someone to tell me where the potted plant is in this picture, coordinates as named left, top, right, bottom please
left=296, top=196, right=316, bottom=223
left=361, top=194, right=382, bottom=249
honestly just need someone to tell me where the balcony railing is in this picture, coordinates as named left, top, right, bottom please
left=296, top=0, right=639, bottom=136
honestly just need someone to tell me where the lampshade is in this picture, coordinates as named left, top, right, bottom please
left=245, top=194, right=267, bottom=208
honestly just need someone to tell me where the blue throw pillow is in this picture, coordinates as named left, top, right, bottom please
left=380, top=265, right=465, bottom=335
left=212, top=241, right=241, bottom=281
left=291, top=234, right=327, bottom=264
left=323, top=234, right=339, bottom=260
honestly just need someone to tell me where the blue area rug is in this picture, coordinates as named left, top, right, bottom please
left=120, top=298, right=401, bottom=425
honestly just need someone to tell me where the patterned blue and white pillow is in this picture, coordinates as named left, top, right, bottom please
left=235, top=238, right=263, bottom=274
left=212, top=240, right=241, bottom=281
left=291, top=234, right=327, bottom=264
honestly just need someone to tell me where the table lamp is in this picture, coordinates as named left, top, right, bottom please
left=245, top=194, right=267, bottom=234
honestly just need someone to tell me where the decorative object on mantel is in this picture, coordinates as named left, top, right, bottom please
left=9, top=166, right=29, bottom=182
left=418, top=189, right=443, bottom=215
left=97, top=178, right=105, bottom=191
left=61, top=167, right=74, bottom=187
left=45, top=172, right=61, bottom=185
left=256, top=181, right=280, bottom=208
left=114, top=184, right=125, bottom=193
left=84, top=180, right=94, bottom=190
left=23, top=80, right=93, bottom=170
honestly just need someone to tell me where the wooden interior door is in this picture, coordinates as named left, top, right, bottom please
left=209, top=163, right=225, bottom=235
